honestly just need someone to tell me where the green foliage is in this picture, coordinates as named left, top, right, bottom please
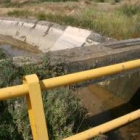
left=6, top=0, right=140, bottom=40
left=36, top=12, right=46, bottom=20
left=45, top=14, right=80, bottom=26
left=34, top=7, right=139, bottom=39
left=0, top=49, right=6, bottom=60
left=0, top=58, right=86, bottom=140
left=118, top=3, right=140, bottom=17
left=0, top=0, right=11, bottom=3
left=37, top=0, right=78, bottom=2
left=0, top=60, right=24, bottom=140
left=0, top=102, right=23, bottom=140
left=10, top=87, right=85, bottom=140
left=7, top=10, right=32, bottom=18
left=7, top=98, right=31, bottom=140
left=43, top=88, right=84, bottom=140
left=92, top=0, right=120, bottom=3
left=93, top=0, right=105, bottom=2
left=0, top=60, right=22, bottom=87
left=114, top=0, right=120, bottom=2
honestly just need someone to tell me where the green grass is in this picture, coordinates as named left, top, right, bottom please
left=1, top=2, right=25, bottom=8
left=0, top=60, right=24, bottom=140
left=7, top=1, right=140, bottom=40
left=0, top=49, right=6, bottom=60
left=42, top=11, right=140, bottom=39
left=7, top=10, right=32, bottom=18
left=0, top=58, right=86, bottom=140
left=38, top=0, right=78, bottom=1
left=118, top=2, right=140, bottom=17
left=36, top=12, right=47, bottom=20
left=93, top=0, right=120, bottom=3
left=0, top=0, right=78, bottom=7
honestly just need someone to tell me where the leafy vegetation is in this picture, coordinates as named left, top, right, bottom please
left=93, top=0, right=120, bottom=3
left=0, top=58, right=86, bottom=140
left=36, top=12, right=46, bottom=20
left=0, top=60, right=24, bottom=140
left=38, top=0, right=78, bottom=2
left=7, top=10, right=32, bottom=18
left=0, top=49, right=6, bottom=60
left=118, top=2, right=140, bottom=17
left=34, top=10, right=140, bottom=39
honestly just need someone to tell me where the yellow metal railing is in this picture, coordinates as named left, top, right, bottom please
left=1, top=59, right=140, bottom=140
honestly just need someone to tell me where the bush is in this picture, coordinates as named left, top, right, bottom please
left=0, top=60, right=24, bottom=140
left=0, top=58, right=86, bottom=140
left=38, top=0, right=78, bottom=2
left=92, top=0, right=105, bottom=2
left=36, top=12, right=46, bottom=20
left=7, top=10, right=32, bottom=18
left=0, top=49, right=6, bottom=60
left=118, top=3, right=140, bottom=17
left=92, top=0, right=120, bottom=2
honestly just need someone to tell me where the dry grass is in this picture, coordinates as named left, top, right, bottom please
left=2, top=1, right=140, bottom=39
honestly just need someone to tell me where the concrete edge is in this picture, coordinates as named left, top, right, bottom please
left=0, top=17, right=105, bottom=53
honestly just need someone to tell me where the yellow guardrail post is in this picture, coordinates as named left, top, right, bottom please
left=23, top=74, right=49, bottom=140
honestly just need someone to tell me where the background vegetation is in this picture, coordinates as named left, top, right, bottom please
left=3, top=0, right=140, bottom=40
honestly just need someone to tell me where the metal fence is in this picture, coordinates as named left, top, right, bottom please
left=1, top=59, right=140, bottom=140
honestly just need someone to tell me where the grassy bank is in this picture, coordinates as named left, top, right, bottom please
left=5, top=1, right=140, bottom=40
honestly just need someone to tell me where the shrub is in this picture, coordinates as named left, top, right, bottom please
left=0, top=49, right=6, bottom=60
left=7, top=10, right=32, bottom=18
left=38, top=0, right=78, bottom=2
left=0, top=58, right=86, bottom=140
left=0, top=60, right=24, bottom=140
left=118, top=3, right=140, bottom=17
left=36, top=12, right=47, bottom=20
left=92, top=0, right=105, bottom=2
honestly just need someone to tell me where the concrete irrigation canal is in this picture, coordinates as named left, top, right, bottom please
left=1, top=17, right=140, bottom=140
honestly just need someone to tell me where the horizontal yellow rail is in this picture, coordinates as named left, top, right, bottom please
left=1, top=59, right=140, bottom=140
left=63, top=109, right=140, bottom=140
left=1, top=59, right=140, bottom=100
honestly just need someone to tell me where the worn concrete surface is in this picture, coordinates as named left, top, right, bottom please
left=0, top=17, right=104, bottom=53
left=0, top=17, right=140, bottom=76
left=48, top=41, right=140, bottom=72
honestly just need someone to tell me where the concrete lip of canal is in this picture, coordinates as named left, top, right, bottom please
left=0, top=34, right=43, bottom=64
left=0, top=17, right=105, bottom=65
left=0, top=44, right=40, bottom=58
left=0, top=17, right=103, bottom=53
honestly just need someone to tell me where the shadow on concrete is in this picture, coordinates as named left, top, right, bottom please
left=79, top=87, right=140, bottom=140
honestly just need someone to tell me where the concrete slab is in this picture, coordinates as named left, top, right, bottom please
left=0, top=18, right=101, bottom=53
left=0, top=18, right=66, bottom=53
left=50, top=26, right=91, bottom=51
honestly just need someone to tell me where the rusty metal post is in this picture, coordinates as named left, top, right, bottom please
left=23, top=74, right=49, bottom=140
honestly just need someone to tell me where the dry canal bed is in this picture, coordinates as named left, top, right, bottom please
left=73, top=72, right=140, bottom=140
left=0, top=44, right=40, bottom=58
